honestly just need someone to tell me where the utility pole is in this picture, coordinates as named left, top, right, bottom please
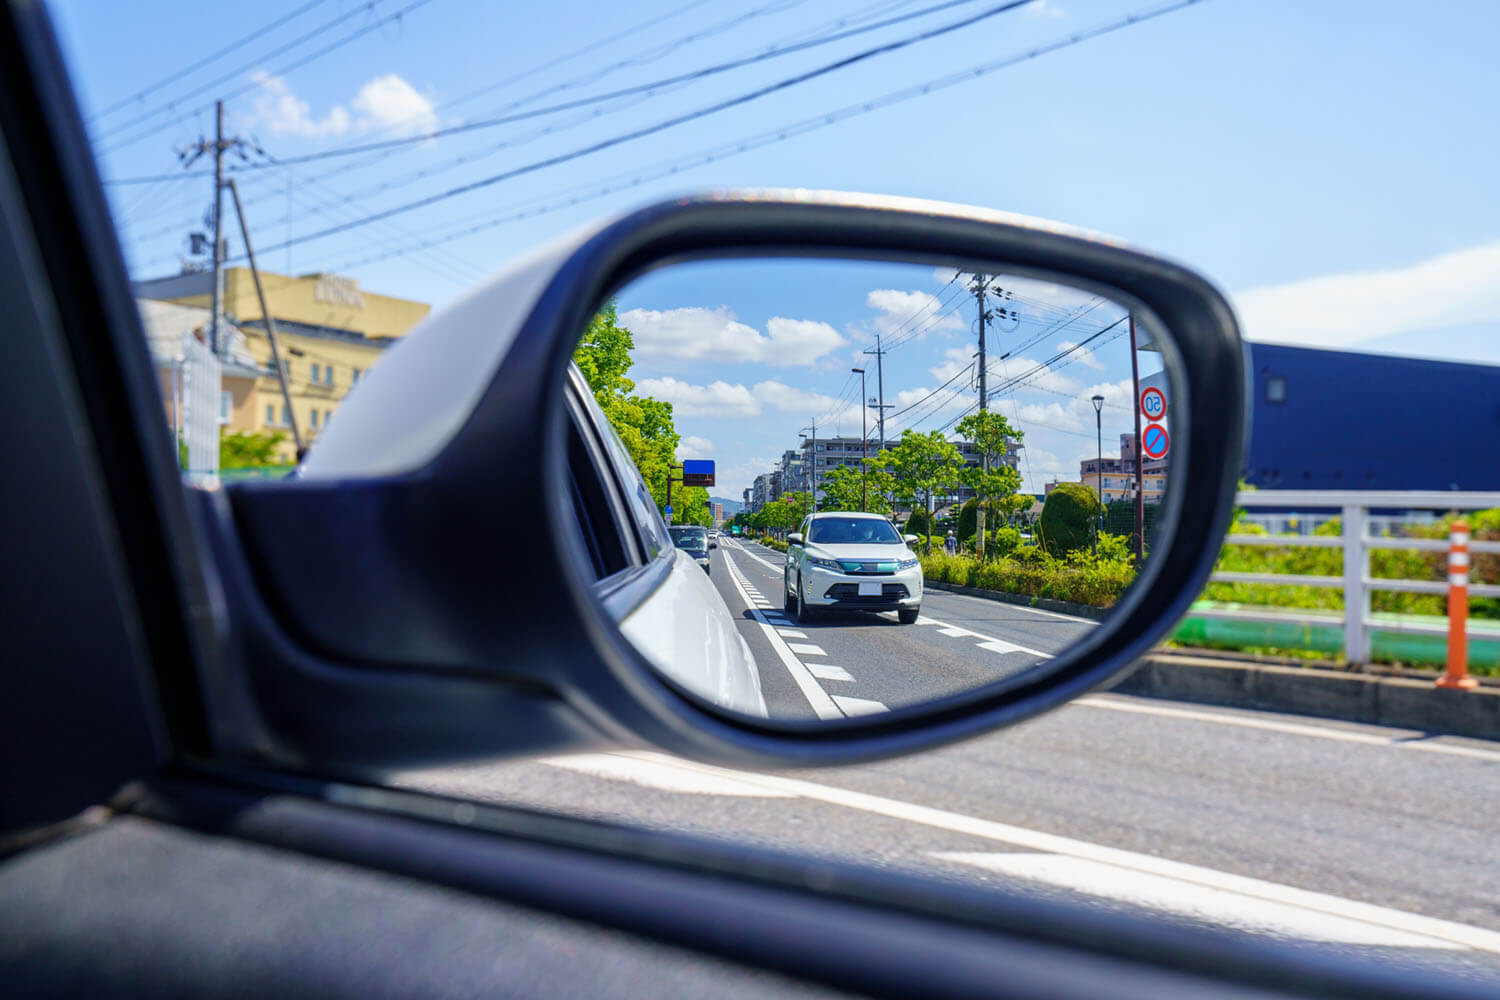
left=181, top=100, right=253, bottom=356
left=799, top=421, right=818, bottom=513
left=970, top=273, right=993, bottom=559
left=863, top=334, right=892, bottom=449
left=1128, top=313, right=1145, bottom=563
left=852, top=367, right=867, bottom=511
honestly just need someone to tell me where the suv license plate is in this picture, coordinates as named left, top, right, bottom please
left=858, top=582, right=882, bottom=596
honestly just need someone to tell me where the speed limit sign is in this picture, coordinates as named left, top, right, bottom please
left=1140, top=386, right=1167, bottom=422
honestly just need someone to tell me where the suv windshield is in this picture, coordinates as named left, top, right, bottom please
left=808, top=518, right=902, bottom=545
left=669, top=527, right=708, bottom=551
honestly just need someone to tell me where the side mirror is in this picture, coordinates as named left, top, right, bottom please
left=902, top=534, right=920, bottom=546
left=237, top=189, right=1246, bottom=772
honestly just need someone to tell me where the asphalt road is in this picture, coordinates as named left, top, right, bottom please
left=709, top=536, right=1098, bottom=717
left=393, top=542, right=1500, bottom=983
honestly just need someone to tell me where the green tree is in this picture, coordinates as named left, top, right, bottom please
left=955, top=410, right=1026, bottom=555
left=869, top=430, right=963, bottom=546
left=219, top=428, right=289, bottom=469
left=1038, top=482, right=1100, bottom=557
left=816, top=464, right=894, bottom=514
left=573, top=304, right=681, bottom=517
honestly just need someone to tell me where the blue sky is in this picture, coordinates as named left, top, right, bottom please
left=52, top=0, right=1500, bottom=491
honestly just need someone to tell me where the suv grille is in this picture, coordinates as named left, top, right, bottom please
left=824, top=583, right=910, bottom=603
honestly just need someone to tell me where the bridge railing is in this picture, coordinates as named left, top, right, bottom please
left=1201, top=491, right=1500, bottom=663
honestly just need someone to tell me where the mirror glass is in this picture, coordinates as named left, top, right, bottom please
left=566, top=255, right=1179, bottom=721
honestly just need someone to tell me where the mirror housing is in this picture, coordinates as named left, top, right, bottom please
left=902, top=534, right=920, bottom=546
left=787, top=533, right=804, bottom=546
left=211, top=190, right=1246, bottom=774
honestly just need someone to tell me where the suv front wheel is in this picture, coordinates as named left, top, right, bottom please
left=898, top=607, right=920, bottom=625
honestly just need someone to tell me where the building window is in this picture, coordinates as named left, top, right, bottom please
left=219, top=390, right=232, bottom=425
left=265, top=403, right=274, bottom=426
left=352, top=368, right=361, bottom=384
left=281, top=359, right=291, bottom=379
left=311, top=363, right=321, bottom=383
left=310, top=409, right=319, bottom=429
left=281, top=405, right=290, bottom=427
left=324, top=365, right=334, bottom=385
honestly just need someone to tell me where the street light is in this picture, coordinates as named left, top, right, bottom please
left=1091, top=394, right=1105, bottom=557
left=852, top=367, right=867, bottom=512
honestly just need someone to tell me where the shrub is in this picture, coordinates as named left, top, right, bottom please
left=956, top=500, right=977, bottom=543
left=1038, top=482, right=1099, bottom=557
left=904, top=509, right=931, bottom=537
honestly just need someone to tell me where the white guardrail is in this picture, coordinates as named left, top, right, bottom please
left=1206, top=491, right=1500, bottom=663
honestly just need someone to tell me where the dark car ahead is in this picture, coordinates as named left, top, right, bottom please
left=669, top=525, right=713, bottom=573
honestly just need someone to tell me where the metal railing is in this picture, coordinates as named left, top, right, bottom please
left=1203, top=491, right=1500, bottom=663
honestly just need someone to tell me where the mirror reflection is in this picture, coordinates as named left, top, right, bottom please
left=566, top=256, right=1177, bottom=720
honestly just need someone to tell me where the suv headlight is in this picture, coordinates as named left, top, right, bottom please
left=808, top=556, right=842, bottom=572
left=898, top=557, right=920, bottom=570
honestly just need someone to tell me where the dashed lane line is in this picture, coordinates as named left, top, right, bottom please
left=722, top=552, right=842, bottom=720
left=808, top=664, right=855, bottom=682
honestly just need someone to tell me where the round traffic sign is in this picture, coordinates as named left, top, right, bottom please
left=1140, top=423, right=1170, bottom=460
left=1140, top=386, right=1167, bottom=421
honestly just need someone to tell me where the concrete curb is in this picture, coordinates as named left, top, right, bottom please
left=923, top=579, right=1110, bottom=622
left=1109, top=653, right=1500, bottom=742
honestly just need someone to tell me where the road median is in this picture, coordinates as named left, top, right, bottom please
left=1109, top=651, right=1500, bottom=741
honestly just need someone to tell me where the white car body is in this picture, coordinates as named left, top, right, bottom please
left=783, top=512, right=924, bottom=624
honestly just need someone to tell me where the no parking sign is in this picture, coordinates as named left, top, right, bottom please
left=1141, top=422, right=1170, bottom=460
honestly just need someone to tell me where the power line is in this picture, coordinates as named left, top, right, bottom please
left=232, top=0, right=1036, bottom=259
left=89, top=0, right=330, bottom=122
left=101, top=0, right=435, bottom=154
left=233, top=0, right=1005, bottom=170
left=284, top=0, right=1206, bottom=272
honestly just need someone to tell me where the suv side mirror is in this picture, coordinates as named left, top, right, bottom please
left=903, top=534, right=920, bottom=546
left=787, top=532, right=804, bottom=546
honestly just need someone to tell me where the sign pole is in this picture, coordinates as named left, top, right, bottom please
left=1128, top=314, right=1144, bottom=563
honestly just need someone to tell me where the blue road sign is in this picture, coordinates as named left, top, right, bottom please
left=664, top=505, right=674, bottom=515
left=1141, top=423, right=1170, bottom=460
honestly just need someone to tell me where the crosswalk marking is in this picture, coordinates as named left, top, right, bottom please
left=807, top=663, right=855, bottom=682
left=787, top=643, right=826, bottom=657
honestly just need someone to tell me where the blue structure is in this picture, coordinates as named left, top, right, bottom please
left=1244, top=343, right=1500, bottom=491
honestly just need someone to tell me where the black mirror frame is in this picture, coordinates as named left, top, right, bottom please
left=217, top=191, right=1245, bottom=774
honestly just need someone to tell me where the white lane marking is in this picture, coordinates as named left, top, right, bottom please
left=1076, top=695, right=1500, bottom=764
left=722, top=554, right=842, bottom=720
left=912, top=614, right=1056, bottom=659
left=543, top=754, right=794, bottom=798
left=977, top=639, right=1045, bottom=657
left=775, top=629, right=808, bottom=639
left=565, top=751, right=1500, bottom=955
left=938, top=627, right=975, bottom=637
left=733, top=544, right=781, bottom=573
left=916, top=616, right=940, bottom=625
left=807, top=664, right=856, bottom=682
left=788, top=643, right=827, bottom=657
left=832, top=694, right=889, bottom=716
left=937, top=853, right=1460, bottom=951
left=929, top=587, right=1097, bottom=624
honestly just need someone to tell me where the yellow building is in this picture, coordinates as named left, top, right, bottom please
left=135, top=268, right=430, bottom=462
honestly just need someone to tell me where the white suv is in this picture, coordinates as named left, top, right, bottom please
left=783, top=512, right=923, bottom=625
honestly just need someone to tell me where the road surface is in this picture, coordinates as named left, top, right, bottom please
left=710, top=536, right=1097, bottom=717
left=394, top=540, right=1500, bottom=983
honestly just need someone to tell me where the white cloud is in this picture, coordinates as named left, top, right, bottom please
left=718, top=456, right=774, bottom=497
left=1057, top=339, right=1105, bottom=370
left=247, top=71, right=435, bottom=140
left=1233, top=240, right=1500, bottom=349
left=1025, top=0, right=1066, bottom=17
left=674, top=435, right=714, bottom=460
left=351, top=73, right=437, bottom=137
left=619, top=307, right=845, bottom=366
left=634, top=376, right=758, bottom=418
left=633, top=376, right=842, bottom=419
left=249, top=71, right=350, bottom=137
left=991, top=354, right=1081, bottom=396
left=751, top=380, right=845, bottom=417
left=929, top=346, right=974, bottom=382
left=1015, top=401, right=1082, bottom=432
left=866, top=288, right=966, bottom=339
